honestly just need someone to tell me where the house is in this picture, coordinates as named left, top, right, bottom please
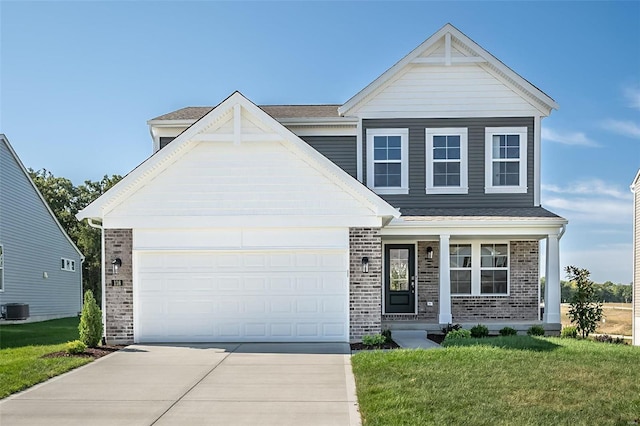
left=0, top=134, right=83, bottom=322
left=632, top=169, right=639, bottom=346
left=77, top=23, right=567, bottom=344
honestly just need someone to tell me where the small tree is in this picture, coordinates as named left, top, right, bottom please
left=566, top=266, right=603, bottom=338
left=79, top=290, right=103, bottom=347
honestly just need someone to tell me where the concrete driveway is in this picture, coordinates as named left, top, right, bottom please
left=0, top=343, right=360, bottom=426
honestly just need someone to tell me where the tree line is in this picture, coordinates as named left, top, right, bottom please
left=541, top=277, right=633, bottom=304
left=29, top=169, right=122, bottom=304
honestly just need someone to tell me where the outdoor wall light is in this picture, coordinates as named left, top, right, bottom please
left=112, top=258, right=122, bottom=275
left=426, top=246, right=434, bottom=260
left=361, top=256, right=369, bottom=273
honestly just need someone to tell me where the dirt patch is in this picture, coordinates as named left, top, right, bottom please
left=42, top=345, right=124, bottom=360
left=350, top=340, right=401, bottom=351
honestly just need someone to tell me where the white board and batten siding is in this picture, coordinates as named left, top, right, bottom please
left=0, top=137, right=82, bottom=319
left=133, top=228, right=349, bottom=342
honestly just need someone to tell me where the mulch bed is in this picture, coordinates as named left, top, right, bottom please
left=42, top=345, right=124, bottom=360
left=427, top=334, right=446, bottom=344
left=350, top=340, right=401, bottom=351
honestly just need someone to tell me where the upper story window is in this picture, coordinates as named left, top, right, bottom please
left=426, top=128, right=468, bottom=194
left=485, top=127, right=527, bottom=194
left=366, top=129, right=409, bottom=195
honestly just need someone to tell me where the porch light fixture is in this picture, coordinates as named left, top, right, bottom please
left=426, top=246, right=434, bottom=260
left=111, top=258, right=122, bottom=275
left=361, top=257, right=369, bottom=273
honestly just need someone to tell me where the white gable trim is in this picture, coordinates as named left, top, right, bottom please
left=1, top=135, right=84, bottom=259
left=338, top=23, right=558, bottom=117
left=77, top=92, right=399, bottom=222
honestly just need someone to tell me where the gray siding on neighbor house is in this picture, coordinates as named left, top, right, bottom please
left=300, top=136, right=358, bottom=179
left=363, top=117, right=535, bottom=209
left=0, top=138, right=82, bottom=318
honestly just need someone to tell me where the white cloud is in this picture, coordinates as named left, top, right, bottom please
left=559, top=245, right=633, bottom=284
left=624, top=86, right=640, bottom=110
left=541, top=128, right=600, bottom=147
left=601, top=119, right=640, bottom=139
left=542, top=179, right=632, bottom=200
left=544, top=196, right=632, bottom=224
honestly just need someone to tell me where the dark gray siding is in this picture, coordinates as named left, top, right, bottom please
left=300, top=136, right=357, bottom=179
left=0, top=138, right=82, bottom=318
left=363, top=117, right=535, bottom=209
left=159, top=137, right=176, bottom=149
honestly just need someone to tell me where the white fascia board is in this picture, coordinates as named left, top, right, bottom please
left=147, top=119, right=197, bottom=127
left=631, top=169, right=640, bottom=192
left=339, top=23, right=558, bottom=116
left=1, top=135, right=84, bottom=259
left=103, top=215, right=385, bottom=229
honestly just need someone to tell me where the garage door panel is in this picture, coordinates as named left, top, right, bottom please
left=135, top=248, right=349, bottom=342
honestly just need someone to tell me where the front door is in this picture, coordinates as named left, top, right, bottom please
left=384, top=244, right=416, bottom=313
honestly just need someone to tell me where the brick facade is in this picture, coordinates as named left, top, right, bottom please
left=349, top=227, right=382, bottom=340
left=451, top=241, right=539, bottom=322
left=104, top=229, right=134, bottom=344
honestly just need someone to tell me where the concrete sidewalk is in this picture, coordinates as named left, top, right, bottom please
left=392, top=330, right=442, bottom=349
left=0, top=343, right=360, bottom=426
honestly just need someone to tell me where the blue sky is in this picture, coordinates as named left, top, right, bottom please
left=1, top=1, right=638, bottom=283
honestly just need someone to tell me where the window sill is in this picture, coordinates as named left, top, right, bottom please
left=426, top=186, right=468, bottom=195
left=451, top=293, right=510, bottom=297
left=371, top=187, right=409, bottom=195
left=484, top=186, right=527, bottom=194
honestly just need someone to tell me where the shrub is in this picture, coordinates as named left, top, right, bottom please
left=65, top=340, right=87, bottom=355
left=381, top=328, right=392, bottom=343
left=594, top=334, right=626, bottom=345
left=362, top=334, right=387, bottom=347
left=499, top=327, right=518, bottom=336
left=444, top=329, right=471, bottom=341
left=441, top=323, right=462, bottom=336
left=527, top=325, right=545, bottom=336
left=566, top=266, right=603, bottom=338
left=79, top=290, right=103, bottom=347
left=470, top=324, right=489, bottom=338
left=561, top=326, right=578, bottom=338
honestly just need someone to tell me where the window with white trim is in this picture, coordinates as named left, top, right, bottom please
left=0, top=245, right=4, bottom=291
left=485, top=127, right=527, bottom=193
left=450, top=241, right=510, bottom=296
left=426, top=128, right=468, bottom=194
left=366, top=128, right=409, bottom=194
left=61, top=257, right=76, bottom=272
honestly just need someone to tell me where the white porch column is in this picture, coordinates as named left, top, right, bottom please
left=544, top=234, right=561, bottom=324
left=439, top=234, right=453, bottom=324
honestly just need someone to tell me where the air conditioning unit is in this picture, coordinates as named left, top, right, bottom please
left=5, top=303, right=29, bottom=320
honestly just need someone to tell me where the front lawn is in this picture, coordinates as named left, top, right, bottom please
left=352, top=336, right=640, bottom=425
left=0, top=317, right=92, bottom=398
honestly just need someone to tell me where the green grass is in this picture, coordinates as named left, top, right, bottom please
left=352, top=336, right=640, bottom=425
left=0, top=317, right=92, bottom=398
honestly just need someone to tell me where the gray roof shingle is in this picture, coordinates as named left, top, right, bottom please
left=399, top=207, right=564, bottom=220
left=151, top=105, right=341, bottom=121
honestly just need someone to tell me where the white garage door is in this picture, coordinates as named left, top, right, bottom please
left=134, top=249, right=349, bottom=343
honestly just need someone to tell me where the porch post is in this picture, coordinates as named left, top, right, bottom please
left=439, top=234, right=452, bottom=324
left=544, top=234, right=561, bottom=324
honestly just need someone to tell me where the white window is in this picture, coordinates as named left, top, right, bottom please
left=426, top=128, right=468, bottom=194
left=61, top=257, right=76, bottom=272
left=366, top=128, right=409, bottom=194
left=485, top=127, right=527, bottom=194
left=0, top=245, right=4, bottom=291
left=450, top=242, right=510, bottom=296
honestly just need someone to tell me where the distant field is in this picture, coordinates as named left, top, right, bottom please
left=561, top=303, right=632, bottom=336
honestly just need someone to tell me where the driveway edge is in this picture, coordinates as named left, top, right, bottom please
left=344, top=355, right=362, bottom=426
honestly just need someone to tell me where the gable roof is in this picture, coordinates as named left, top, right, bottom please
left=149, top=105, right=342, bottom=122
left=1, top=134, right=83, bottom=259
left=338, top=23, right=559, bottom=117
left=78, top=92, right=399, bottom=222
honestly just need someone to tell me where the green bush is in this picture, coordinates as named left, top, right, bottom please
left=527, top=325, right=545, bottom=336
left=594, top=334, right=626, bottom=345
left=566, top=266, right=603, bottom=338
left=65, top=340, right=87, bottom=355
left=79, top=290, right=103, bottom=347
left=470, top=324, right=489, bottom=338
left=381, top=328, right=392, bottom=344
left=444, top=329, right=471, bottom=341
left=499, top=327, right=518, bottom=336
left=362, top=334, right=387, bottom=347
left=561, top=326, right=578, bottom=338
left=441, top=323, right=462, bottom=336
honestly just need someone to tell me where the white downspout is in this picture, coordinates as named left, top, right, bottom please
left=87, top=218, right=106, bottom=343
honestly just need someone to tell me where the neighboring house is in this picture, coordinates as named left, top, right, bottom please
left=78, top=23, right=567, bottom=344
left=0, top=134, right=83, bottom=322
left=632, top=169, right=639, bottom=346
